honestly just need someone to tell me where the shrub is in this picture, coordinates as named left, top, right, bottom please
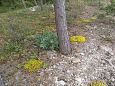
left=23, top=59, right=44, bottom=73
left=35, top=31, right=59, bottom=50
left=105, top=0, right=115, bottom=16
left=89, top=80, right=106, bottom=86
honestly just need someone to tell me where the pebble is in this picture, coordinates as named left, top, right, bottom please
left=79, top=53, right=85, bottom=56
left=72, top=58, right=81, bottom=64
left=75, top=77, right=82, bottom=86
left=0, top=75, right=5, bottom=86
left=55, top=77, right=66, bottom=86
left=58, top=80, right=66, bottom=86
left=100, top=45, right=114, bottom=55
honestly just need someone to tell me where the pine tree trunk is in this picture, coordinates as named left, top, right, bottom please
left=54, top=0, right=71, bottom=55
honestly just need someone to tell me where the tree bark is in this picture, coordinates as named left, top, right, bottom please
left=54, top=0, right=71, bottom=55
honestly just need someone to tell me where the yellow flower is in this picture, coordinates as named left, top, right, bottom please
left=90, top=80, right=106, bottom=86
left=23, top=59, right=44, bottom=73
left=70, top=36, right=86, bottom=43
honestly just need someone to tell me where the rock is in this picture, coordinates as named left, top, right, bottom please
left=75, top=77, right=83, bottom=86
left=111, top=59, right=115, bottom=66
left=100, top=45, right=114, bottom=55
left=72, top=58, right=81, bottom=64
left=58, top=80, right=66, bottom=86
left=79, top=53, right=85, bottom=56
left=0, top=75, right=5, bottom=86
left=54, top=77, right=66, bottom=86
left=111, top=77, right=115, bottom=82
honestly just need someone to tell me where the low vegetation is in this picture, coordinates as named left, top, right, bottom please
left=35, top=31, right=59, bottom=50
left=23, top=59, right=45, bottom=73
left=105, top=0, right=115, bottom=16
left=89, top=80, right=106, bottom=86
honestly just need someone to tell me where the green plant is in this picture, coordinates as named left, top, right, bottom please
left=35, top=31, right=59, bottom=50
left=0, top=22, right=35, bottom=61
left=97, top=14, right=106, bottom=19
left=0, top=41, right=25, bottom=62
left=89, top=80, right=106, bottom=86
left=105, top=0, right=115, bottom=16
left=4, top=42, right=23, bottom=54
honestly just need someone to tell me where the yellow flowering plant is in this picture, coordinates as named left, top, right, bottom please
left=23, top=59, right=45, bottom=73
left=89, top=80, right=107, bottom=86
left=69, top=36, right=86, bottom=43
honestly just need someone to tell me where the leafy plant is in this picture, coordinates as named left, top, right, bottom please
left=35, top=31, right=59, bottom=50
left=105, top=0, right=115, bottom=16
left=89, top=80, right=106, bottom=86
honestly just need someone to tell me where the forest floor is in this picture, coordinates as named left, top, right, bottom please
left=0, top=5, right=115, bottom=86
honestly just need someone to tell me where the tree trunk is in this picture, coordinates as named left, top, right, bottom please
left=54, top=0, right=71, bottom=55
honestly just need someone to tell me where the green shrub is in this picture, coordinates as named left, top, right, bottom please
left=105, top=0, right=115, bottom=16
left=35, top=31, right=59, bottom=50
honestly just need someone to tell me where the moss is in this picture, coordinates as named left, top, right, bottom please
left=69, top=36, right=86, bottom=43
left=23, top=59, right=44, bottom=73
left=90, top=80, right=107, bottom=86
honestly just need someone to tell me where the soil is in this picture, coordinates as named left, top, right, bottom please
left=0, top=5, right=115, bottom=86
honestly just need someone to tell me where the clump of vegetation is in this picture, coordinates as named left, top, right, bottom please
left=105, top=0, right=115, bottom=16
left=76, top=17, right=97, bottom=25
left=0, top=41, right=24, bottom=61
left=97, top=14, right=106, bottom=19
left=23, top=59, right=45, bottom=73
left=90, top=17, right=97, bottom=21
left=35, top=31, right=59, bottom=50
left=69, top=36, right=86, bottom=43
left=89, top=80, right=106, bottom=86
left=0, top=18, right=35, bottom=62
left=79, top=18, right=92, bottom=23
